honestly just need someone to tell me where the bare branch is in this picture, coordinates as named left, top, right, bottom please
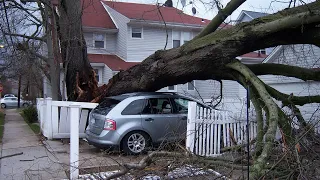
left=4, top=33, right=45, bottom=41
left=194, top=0, right=246, bottom=40
left=248, top=63, right=320, bottom=81
left=105, top=151, right=186, bottom=180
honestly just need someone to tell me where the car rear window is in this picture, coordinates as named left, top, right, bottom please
left=93, top=98, right=121, bottom=115
left=121, top=99, right=146, bottom=115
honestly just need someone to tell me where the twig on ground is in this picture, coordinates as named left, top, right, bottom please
left=0, top=152, right=23, bottom=159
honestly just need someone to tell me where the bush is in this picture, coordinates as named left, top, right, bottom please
left=22, top=106, right=38, bottom=123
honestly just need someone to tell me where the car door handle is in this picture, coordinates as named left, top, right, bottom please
left=181, top=116, right=187, bottom=120
left=145, top=118, right=154, bottom=122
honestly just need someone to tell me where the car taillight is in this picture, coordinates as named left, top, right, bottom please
left=104, top=119, right=116, bottom=130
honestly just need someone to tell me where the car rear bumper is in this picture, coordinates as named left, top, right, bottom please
left=85, top=129, right=121, bottom=147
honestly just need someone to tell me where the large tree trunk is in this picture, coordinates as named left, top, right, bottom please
left=57, top=0, right=98, bottom=101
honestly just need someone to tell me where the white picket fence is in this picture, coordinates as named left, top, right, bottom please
left=37, top=98, right=98, bottom=179
left=186, top=102, right=257, bottom=157
left=36, top=98, right=98, bottom=140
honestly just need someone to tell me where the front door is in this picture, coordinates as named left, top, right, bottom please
left=141, top=98, right=181, bottom=143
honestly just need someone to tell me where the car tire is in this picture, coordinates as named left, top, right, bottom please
left=22, top=103, right=29, bottom=108
left=121, top=131, right=151, bottom=155
left=1, top=103, right=6, bottom=108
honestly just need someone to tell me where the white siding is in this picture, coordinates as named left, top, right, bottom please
left=240, top=15, right=252, bottom=22
left=103, top=65, right=113, bottom=84
left=127, top=26, right=172, bottom=62
left=84, top=32, right=117, bottom=54
left=104, top=4, right=129, bottom=59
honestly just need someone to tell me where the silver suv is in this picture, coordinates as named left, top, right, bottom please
left=86, top=92, right=206, bottom=155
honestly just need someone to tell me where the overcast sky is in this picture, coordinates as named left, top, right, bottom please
left=115, top=0, right=314, bottom=23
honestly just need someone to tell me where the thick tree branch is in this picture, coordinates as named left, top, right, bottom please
left=194, top=0, right=246, bottom=40
left=227, top=60, right=279, bottom=179
left=265, top=83, right=320, bottom=106
left=248, top=63, right=320, bottom=81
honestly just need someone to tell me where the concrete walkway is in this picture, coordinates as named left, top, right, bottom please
left=0, top=109, right=67, bottom=180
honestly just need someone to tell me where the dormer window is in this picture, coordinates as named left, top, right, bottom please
left=132, top=27, right=142, bottom=38
left=93, top=33, right=105, bottom=48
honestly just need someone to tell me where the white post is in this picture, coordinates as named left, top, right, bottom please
left=45, top=98, right=53, bottom=140
left=186, top=101, right=197, bottom=153
left=69, top=105, right=80, bottom=180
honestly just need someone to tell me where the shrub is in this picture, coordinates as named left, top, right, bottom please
left=22, top=106, right=38, bottom=123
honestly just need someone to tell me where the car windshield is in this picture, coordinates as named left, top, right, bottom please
left=93, top=98, right=121, bottom=115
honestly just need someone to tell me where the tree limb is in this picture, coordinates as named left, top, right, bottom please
left=265, top=83, right=320, bottom=106
left=248, top=63, right=320, bottom=81
left=194, top=0, right=246, bottom=40
left=227, top=60, right=279, bottom=179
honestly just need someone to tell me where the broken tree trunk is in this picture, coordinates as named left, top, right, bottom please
left=57, top=0, right=99, bottom=101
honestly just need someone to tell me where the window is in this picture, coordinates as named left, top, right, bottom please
left=187, top=80, right=195, bottom=91
left=172, top=31, right=180, bottom=48
left=122, top=99, right=146, bottom=115
left=93, top=33, right=104, bottom=48
left=167, top=85, right=176, bottom=91
left=132, top=27, right=142, bottom=38
left=173, top=40, right=180, bottom=48
left=94, top=69, right=99, bottom=82
left=173, top=98, right=189, bottom=113
left=142, top=98, right=173, bottom=114
left=94, top=98, right=120, bottom=115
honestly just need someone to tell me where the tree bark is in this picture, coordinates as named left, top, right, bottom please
left=57, top=0, right=98, bottom=101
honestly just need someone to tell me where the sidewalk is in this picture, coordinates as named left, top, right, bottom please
left=0, top=109, right=67, bottom=180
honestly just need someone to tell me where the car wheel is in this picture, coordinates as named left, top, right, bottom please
left=1, top=103, right=6, bottom=108
left=122, top=131, right=151, bottom=155
left=23, top=103, right=29, bottom=108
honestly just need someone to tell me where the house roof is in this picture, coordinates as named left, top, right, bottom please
left=240, top=52, right=268, bottom=59
left=82, top=0, right=116, bottom=29
left=242, top=10, right=269, bottom=19
left=88, top=54, right=139, bottom=71
left=103, top=1, right=228, bottom=27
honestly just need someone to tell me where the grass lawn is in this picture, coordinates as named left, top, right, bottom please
left=0, top=110, right=5, bottom=143
left=20, top=110, right=40, bottom=135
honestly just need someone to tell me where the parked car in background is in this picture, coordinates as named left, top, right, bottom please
left=0, top=97, right=32, bottom=108
left=86, top=92, right=208, bottom=155
left=3, top=94, right=15, bottom=98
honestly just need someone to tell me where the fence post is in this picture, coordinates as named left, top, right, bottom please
left=69, top=105, right=80, bottom=180
left=45, top=98, right=53, bottom=140
left=186, top=101, right=197, bottom=153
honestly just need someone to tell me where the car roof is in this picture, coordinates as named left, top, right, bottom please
left=105, top=92, right=208, bottom=107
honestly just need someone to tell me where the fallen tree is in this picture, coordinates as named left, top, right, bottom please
left=3, top=0, right=320, bottom=179
left=71, top=0, right=320, bottom=178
